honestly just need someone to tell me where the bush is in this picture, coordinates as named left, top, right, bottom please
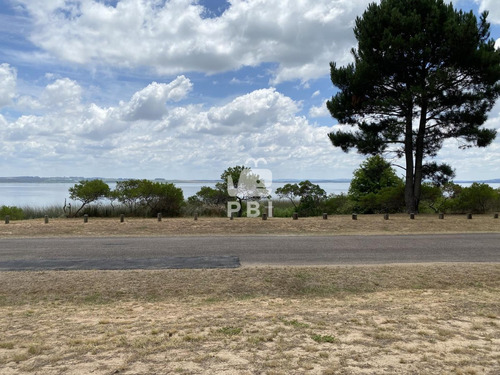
left=455, top=183, right=499, bottom=214
left=0, top=205, right=24, bottom=220
left=323, top=194, right=354, bottom=214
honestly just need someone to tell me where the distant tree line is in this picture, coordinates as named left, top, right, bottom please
left=1, top=158, right=499, bottom=220
left=67, top=179, right=184, bottom=217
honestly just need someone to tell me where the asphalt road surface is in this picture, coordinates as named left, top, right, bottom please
left=0, top=233, right=498, bottom=270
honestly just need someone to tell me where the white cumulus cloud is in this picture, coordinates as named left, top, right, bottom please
left=0, top=63, right=17, bottom=108
left=120, top=75, right=192, bottom=121
left=309, top=101, right=330, bottom=118
left=13, top=0, right=370, bottom=83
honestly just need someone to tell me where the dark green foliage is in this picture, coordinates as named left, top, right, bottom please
left=185, top=186, right=227, bottom=216
left=323, top=193, right=354, bottom=215
left=275, top=180, right=327, bottom=216
left=112, top=179, right=184, bottom=217
left=112, top=179, right=144, bottom=211
left=422, top=162, right=456, bottom=187
left=348, top=156, right=405, bottom=213
left=0, top=205, right=24, bottom=220
left=454, top=183, right=499, bottom=213
left=327, top=0, right=500, bottom=213
left=69, top=179, right=111, bottom=217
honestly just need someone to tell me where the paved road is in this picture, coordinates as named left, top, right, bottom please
left=0, top=233, right=498, bottom=270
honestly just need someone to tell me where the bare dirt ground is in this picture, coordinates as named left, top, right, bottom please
left=0, top=265, right=499, bottom=374
left=0, top=216, right=499, bottom=374
left=1, top=214, right=499, bottom=238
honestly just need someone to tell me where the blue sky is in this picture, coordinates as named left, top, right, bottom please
left=0, top=0, right=499, bottom=181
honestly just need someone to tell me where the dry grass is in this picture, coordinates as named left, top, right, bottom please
left=0, top=214, right=499, bottom=238
left=0, top=264, right=499, bottom=374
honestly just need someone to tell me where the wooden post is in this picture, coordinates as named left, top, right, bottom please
left=194, top=213, right=198, bottom=221
left=293, top=212, right=298, bottom=220
left=229, top=213, right=234, bottom=220
left=410, top=213, right=415, bottom=220
left=494, top=213, right=499, bottom=219
left=83, top=214, right=88, bottom=223
left=44, top=215, right=49, bottom=224
left=157, top=213, right=162, bottom=222
left=352, top=213, right=357, bottom=220
left=384, top=213, right=389, bottom=220
left=5, top=215, right=9, bottom=224
left=323, top=213, right=328, bottom=220
left=262, top=213, right=267, bottom=220
left=467, top=213, right=472, bottom=220
left=120, top=214, right=125, bottom=223
left=439, top=213, right=444, bottom=220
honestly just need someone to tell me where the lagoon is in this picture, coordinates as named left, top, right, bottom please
left=1, top=181, right=498, bottom=208
left=0, top=181, right=352, bottom=208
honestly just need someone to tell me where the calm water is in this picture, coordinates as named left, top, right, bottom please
left=0, top=182, right=352, bottom=207
left=1, top=181, right=498, bottom=208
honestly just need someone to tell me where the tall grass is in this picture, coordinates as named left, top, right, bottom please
left=21, top=205, right=65, bottom=219
left=12, top=199, right=302, bottom=219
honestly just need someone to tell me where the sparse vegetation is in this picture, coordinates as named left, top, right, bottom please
left=0, top=264, right=498, bottom=374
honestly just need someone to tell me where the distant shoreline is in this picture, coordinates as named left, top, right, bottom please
left=0, top=177, right=352, bottom=184
left=0, top=176, right=499, bottom=184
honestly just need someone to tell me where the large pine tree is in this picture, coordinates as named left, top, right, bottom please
left=327, top=0, right=500, bottom=212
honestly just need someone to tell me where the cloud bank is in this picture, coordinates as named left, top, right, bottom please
left=13, top=0, right=369, bottom=83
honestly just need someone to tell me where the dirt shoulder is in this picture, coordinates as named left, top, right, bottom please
left=0, top=264, right=499, bottom=374
left=1, top=214, right=499, bottom=238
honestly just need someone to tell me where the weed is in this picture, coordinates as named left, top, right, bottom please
left=217, top=327, right=242, bottom=336
left=311, top=334, right=337, bottom=343
left=0, top=342, right=14, bottom=349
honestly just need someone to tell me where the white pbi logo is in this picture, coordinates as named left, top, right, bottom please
left=227, top=158, right=273, bottom=218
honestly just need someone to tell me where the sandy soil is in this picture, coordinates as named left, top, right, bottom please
left=1, top=214, right=499, bottom=238
left=0, top=264, right=499, bottom=374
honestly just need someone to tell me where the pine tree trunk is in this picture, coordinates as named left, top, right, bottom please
left=404, top=109, right=416, bottom=213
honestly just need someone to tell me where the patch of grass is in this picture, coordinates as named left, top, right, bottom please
left=0, top=342, right=14, bottom=349
left=311, top=334, right=337, bottom=343
left=217, top=326, right=242, bottom=336
left=28, top=344, right=47, bottom=355
left=279, top=317, right=310, bottom=328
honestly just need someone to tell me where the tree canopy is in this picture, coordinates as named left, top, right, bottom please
left=327, top=0, right=500, bottom=212
left=69, top=179, right=111, bottom=217
left=276, top=180, right=327, bottom=216
left=348, top=155, right=405, bottom=213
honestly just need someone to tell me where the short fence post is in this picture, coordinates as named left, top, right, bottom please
left=467, top=213, right=472, bottom=220
left=157, top=213, right=162, bottom=222
left=293, top=212, right=298, bottom=220
left=44, top=215, right=49, bottom=224
left=229, top=213, right=234, bottom=220
left=323, top=213, right=328, bottom=220
left=83, top=214, right=88, bottom=223
left=262, top=213, right=267, bottom=221
left=439, top=213, right=444, bottom=220
left=352, top=213, right=357, bottom=220
left=5, top=215, right=9, bottom=224
left=120, top=214, right=125, bottom=223
left=384, top=213, right=389, bottom=220
left=194, top=213, right=198, bottom=221
left=494, top=213, right=499, bottom=219
left=410, top=213, right=415, bottom=220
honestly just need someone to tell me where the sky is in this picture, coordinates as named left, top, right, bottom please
left=0, top=0, right=500, bottom=181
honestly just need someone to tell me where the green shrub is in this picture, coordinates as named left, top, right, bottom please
left=0, top=206, right=24, bottom=220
